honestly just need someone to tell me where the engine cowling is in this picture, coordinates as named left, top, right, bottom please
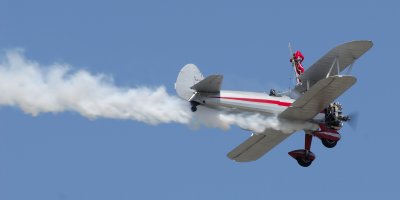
left=324, top=102, right=350, bottom=130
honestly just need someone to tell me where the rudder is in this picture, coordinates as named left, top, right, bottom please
left=175, top=64, right=204, bottom=100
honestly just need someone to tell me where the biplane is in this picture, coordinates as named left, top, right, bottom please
left=175, top=40, right=373, bottom=167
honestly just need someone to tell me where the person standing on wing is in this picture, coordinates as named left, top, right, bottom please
left=290, top=50, right=305, bottom=77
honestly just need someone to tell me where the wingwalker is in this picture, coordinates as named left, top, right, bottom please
left=175, top=41, right=373, bottom=167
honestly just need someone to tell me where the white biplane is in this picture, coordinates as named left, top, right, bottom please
left=175, top=40, right=373, bottom=167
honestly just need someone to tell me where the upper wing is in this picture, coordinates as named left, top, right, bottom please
left=227, top=129, right=293, bottom=162
left=295, top=40, right=372, bottom=93
left=280, top=75, right=356, bottom=121
left=191, top=75, right=223, bottom=93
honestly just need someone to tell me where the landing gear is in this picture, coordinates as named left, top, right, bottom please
left=288, top=133, right=315, bottom=167
left=289, top=149, right=315, bottom=167
left=288, top=102, right=351, bottom=167
left=190, top=101, right=200, bottom=112
left=289, top=124, right=345, bottom=167
left=314, top=124, right=341, bottom=149
left=296, top=156, right=313, bottom=167
left=321, top=138, right=337, bottom=148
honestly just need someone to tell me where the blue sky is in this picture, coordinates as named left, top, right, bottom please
left=0, top=0, right=398, bottom=199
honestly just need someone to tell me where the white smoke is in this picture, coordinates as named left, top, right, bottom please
left=0, top=49, right=191, bottom=125
left=0, top=49, right=315, bottom=133
left=191, top=107, right=317, bottom=134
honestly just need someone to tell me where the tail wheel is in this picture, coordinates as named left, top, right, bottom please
left=321, top=139, right=338, bottom=148
left=190, top=101, right=199, bottom=112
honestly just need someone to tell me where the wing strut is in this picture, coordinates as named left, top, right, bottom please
left=326, top=56, right=339, bottom=78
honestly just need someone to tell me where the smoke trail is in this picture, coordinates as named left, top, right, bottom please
left=0, top=49, right=315, bottom=133
left=191, top=107, right=317, bottom=134
left=0, top=49, right=191, bottom=125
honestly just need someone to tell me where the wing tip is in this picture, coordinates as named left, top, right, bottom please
left=344, top=40, right=374, bottom=50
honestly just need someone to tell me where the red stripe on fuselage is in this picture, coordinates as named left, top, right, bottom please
left=212, top=97, right=291, bottom=107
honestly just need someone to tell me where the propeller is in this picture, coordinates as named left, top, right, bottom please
left=347, top=111, right=359, bottom=130
left=346, top=111, right=369, bottom=139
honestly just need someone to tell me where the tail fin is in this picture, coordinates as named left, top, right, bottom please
left=175, top=64, right=204, bottom=100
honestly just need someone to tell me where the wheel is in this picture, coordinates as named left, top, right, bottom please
left=191, top=106, right=197, bottom=112
left=297, top=158, right=313, bottom=167
left=321, top=139, right=337, bottom=148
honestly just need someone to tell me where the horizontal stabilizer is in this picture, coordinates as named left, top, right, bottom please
left=190, top=75, right=223, bottom=93
left=227, top=129, right=292, bottom=162
left=280, top=75, right=356, bottom=121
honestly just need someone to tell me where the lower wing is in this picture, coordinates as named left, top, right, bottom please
left=227, top=129, right=293, bottom=162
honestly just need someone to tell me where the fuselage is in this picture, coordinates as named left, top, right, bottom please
left=193, top=90, right=324, bottom=123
